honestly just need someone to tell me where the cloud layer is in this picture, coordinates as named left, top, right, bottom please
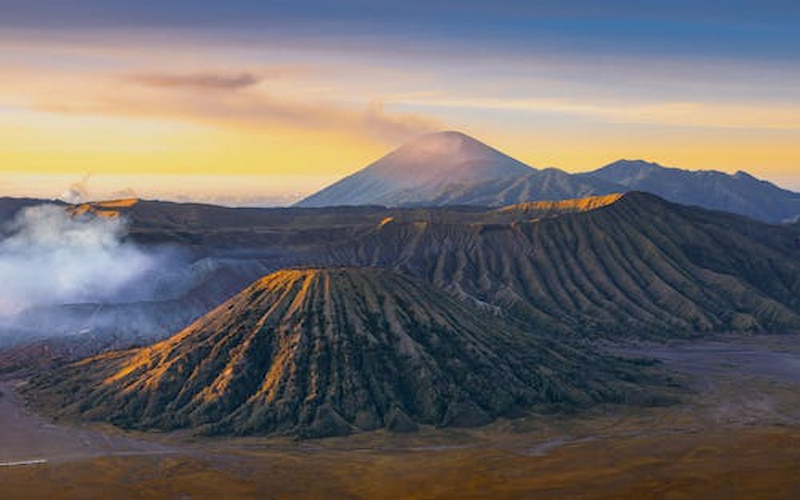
left=127, top=71, right=263, bottom=90
left=32, top=69, right=441, bottom=144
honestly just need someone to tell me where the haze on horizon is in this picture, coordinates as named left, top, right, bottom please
left=2, top=0, right=800, bottom=202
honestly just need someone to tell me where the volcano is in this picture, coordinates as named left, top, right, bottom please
left=28, top=267, right=662, bottom=437
left=295, top=131, right=534, bottom=207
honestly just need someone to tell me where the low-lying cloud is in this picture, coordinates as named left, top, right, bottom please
left=0, top=205, right=158, bottom=318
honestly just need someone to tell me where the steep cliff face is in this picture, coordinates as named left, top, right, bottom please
left=27, top=268, right=663, bottom=437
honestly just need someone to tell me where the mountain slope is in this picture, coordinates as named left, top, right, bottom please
left=294, top=131, right=800, bottom=222
left=428, top=168, right=625, bottom=206
left=317, top=192, right=800, bottom=336
left=295, top=131, right=534, bottom=207
left=7, top=191, right=800, bottom=359
left=27, top=267, right=665, bottom=437
left=589, top=160, right=800, bottom=223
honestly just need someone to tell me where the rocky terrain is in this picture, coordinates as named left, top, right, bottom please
left=26, top=267, right=668, bottom=437
left=317, top=192, right=800, bottom=336
left=3, top=190, right=800, bottom=369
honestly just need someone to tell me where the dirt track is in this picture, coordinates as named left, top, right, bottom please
left=0, top=379, right=173, bottom=466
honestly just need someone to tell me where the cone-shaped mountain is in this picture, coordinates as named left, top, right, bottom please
left=29, top=267, right=664, bottom=437
left=293, top=132, right=800, bottom=222
left=295, top=131, right=534, bottom=207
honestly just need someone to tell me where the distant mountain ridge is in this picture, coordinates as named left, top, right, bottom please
left=295, top=131, right=800, bottom=223
left=589, top=160, right=800, bottom=223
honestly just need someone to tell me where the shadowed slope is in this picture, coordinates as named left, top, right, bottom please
left=0, top=197, right=65, bottom=227
left=27, top=268, right=664, bottom=438
left=590, top=160, right=800, bottom=223
left=319, top=192, right=800, bottom=335
left=428, top=168, right=624, bottom=207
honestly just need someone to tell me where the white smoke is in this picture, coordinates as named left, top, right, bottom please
left=61, top=173, right=93, bottom=204
left=0, top=204, right=158, bottom=317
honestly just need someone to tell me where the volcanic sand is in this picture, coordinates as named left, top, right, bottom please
left=3, top=335, right=800, bottom=499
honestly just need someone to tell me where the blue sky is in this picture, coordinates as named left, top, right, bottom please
left=3, top=1, right=799, bottom=58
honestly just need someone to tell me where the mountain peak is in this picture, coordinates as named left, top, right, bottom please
left=394, top=130, right=491, bottom=155
left=381, top=130, right=529, bottom=176
left=295, top=131, right=534, bottom=207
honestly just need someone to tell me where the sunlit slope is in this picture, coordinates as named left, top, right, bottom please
left=28, top=268, right=665, bottom=437
left=496, top=193, right=624, bottom=218
left=68, top=198, right=140, bottom=219
left=321, top=192, right=800, bottom=335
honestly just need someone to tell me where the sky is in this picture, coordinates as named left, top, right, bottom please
left=1, top=0, right=800, bottom=203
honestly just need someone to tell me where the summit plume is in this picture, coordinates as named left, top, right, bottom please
left=295, top=131, right=534, bottom=207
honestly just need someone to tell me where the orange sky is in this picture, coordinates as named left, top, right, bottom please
left=2, top=27, right=799, bottom=202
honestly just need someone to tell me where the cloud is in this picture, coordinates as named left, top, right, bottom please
left=401, top=96, right=800, bottom=131
left=32, top=72, right=442, bottom=144
left=362, top=101, right=439, bottom=143
left=126, top=71, right=262, bottom=90
left=110, top=187, right=139, bottom=199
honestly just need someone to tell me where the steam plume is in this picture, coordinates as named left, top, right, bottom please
left=61, top=173, right=93, bottom=204
left=0, top=205, right=157, bottom=318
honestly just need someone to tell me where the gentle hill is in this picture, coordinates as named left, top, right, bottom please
left=589, top=160, right=800, bottom=223
left=26, top=267, right=666, bottom=438
left=317, top=192, right=800, bottom=336
left=295, top=131, right=534, bottom=207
